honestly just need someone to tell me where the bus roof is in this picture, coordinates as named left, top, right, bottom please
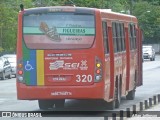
left=99, top=9, right=136, bottom=18
left=22, top=6, right=137, bottom=22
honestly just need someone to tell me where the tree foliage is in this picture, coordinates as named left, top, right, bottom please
left=0, top=0, right=33, bottom=52
left=133, top=1, right=160, bottom=43
left=0, top=0, right=160, bottom=52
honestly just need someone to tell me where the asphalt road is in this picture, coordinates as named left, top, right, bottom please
left=0, top=55, right=160, bottom=120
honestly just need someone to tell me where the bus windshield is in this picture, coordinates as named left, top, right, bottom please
left=23, top=12, right=95, bottom=49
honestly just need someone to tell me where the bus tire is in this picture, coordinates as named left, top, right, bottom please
left=126, top=71, right=136, bottom=100
left=115, top=81, right=121, bottom=108
left=38, top=100, right=53, bottom=110
left=53, top=99, right=65, bottom=108
left=107, top=80, right=121, bottom=110
left=107, top=100, right=115, bottom=110
left=38, top=99, right=65, bottom=110
left=126, top=89, right=135, bottom=100
left=1, top=72, right=5, bottom=80
left=7, top=73, right=12, bottom=79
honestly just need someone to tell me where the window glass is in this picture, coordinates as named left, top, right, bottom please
left=102, top=21, right=109, bottom=54
left=112, top=22, right=117, bottom=52
left=23, top=12, right=95, bottom=49
left=129, top=24, right=137, bottom=50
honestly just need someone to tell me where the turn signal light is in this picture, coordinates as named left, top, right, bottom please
left=96, top=63, right=101, bottom=68
left=18, top=64, right=23, bottom=68
left=18, top=70, right=23, bottom=75
left=94, top=56, right=102, bottom=82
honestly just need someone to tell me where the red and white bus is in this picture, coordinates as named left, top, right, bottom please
left=16, top=6, right=143, bottom=110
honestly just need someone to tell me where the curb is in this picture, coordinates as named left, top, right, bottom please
left=104, top=94, right=160, bottom=120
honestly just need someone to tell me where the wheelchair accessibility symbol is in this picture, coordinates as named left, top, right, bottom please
left=25, top=61, right=34, bottom=71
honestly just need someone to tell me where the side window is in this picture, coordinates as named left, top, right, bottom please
left=116, top=23, right=121, bottom=52
left=129, top=23, right=137, bottom=50
left=133, top=25, right=137, bottom=49
left=112, top=22, right=117, bottom=53
left=112, top=22, right=126, bottom=53
left=102, top=21, right=109, bottom=54
left=120, top=23, right=126, bottom=51
left=129, top=24, right=132, bottom=50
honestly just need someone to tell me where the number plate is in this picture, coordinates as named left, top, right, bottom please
left=47, top=75, right=72, bottom=82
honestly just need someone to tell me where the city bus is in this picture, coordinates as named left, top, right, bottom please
left=16, top=6, right=143, bottom=110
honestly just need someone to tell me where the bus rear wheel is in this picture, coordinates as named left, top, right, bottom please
left=126, top=89, right=135, bottom=100
left=1, top=72, right=5, bottom=80
left=126, top=71, right=136, bottom=100
left=7, top=73, right=12, bottom=79
left=115, top=81, right=121, bottom=108
left=38, top=99, right=65, bottom=110
left=107, top=80, right=121, bottom=110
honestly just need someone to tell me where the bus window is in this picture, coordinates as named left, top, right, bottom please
left=129, top=23, right=136, bottom=50
left=23, top=12, right=95, bottom=49
left=129, top=24, right=133, bottom=50
left=102, top=21, right=109, bottom=54
left=116, top=23, right=121, bottom=52
left=112, top=22, right=117, bottom=53
left=120, top=23, right=125, bottom=51
left=133, top=25, right=137, bottom=49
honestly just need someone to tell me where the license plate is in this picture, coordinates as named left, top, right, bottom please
left=47, top=75, right=72, bottom=82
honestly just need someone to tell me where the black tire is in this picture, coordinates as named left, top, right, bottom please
left=150, top=57, right=154, bottom=61
left=153, top=57, right=155, bottom=61
left=126, top=71, right=136, bottom=100
left=38, top=100, right=51, bottom=110
left=107, top=80, right=121, bottom=110
left=107, top=100, right=115, bottom=110
left=126, top=89, right=135, bottom=100
left=115, top=80, right=121, bottom=108
left=38, top=99, right=65, bottom=110
left=1, top=72, right=5, bottom=80
left=8, top=73, right=12, bottom=79
left=54, top=99, right=65, bottom=108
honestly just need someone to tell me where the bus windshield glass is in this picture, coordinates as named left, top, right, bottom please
left=23, top=12, right=95, bottom=49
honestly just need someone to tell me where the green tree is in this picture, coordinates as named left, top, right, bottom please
left=0, top=0, right=33, bottom=52
left=133, top=1, right=160, bottom=43
left=0, top=0, right=159, bottom=52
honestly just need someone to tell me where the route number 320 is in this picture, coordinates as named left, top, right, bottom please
left=76, top=75, right=92, bottom=82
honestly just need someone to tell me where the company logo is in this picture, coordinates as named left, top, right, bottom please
left=49, top=60, right=88, bottom=70
left=49, top=60, right=64, bottom=70
left=80, top=60, right=88, bottom=70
